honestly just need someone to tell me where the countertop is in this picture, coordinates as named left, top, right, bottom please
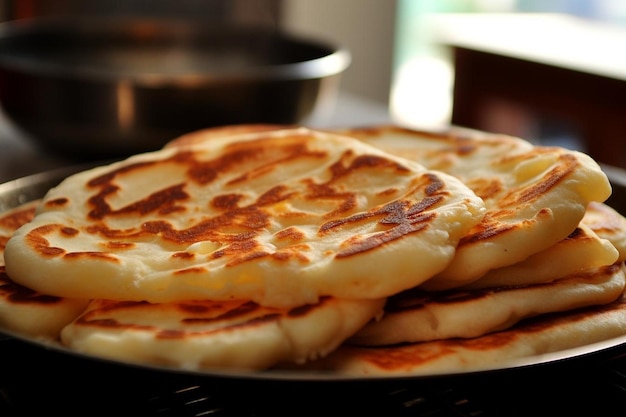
left=427, top=12, right=626, bottom=82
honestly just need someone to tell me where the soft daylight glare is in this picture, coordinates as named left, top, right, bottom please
left=390, top=55, right=453, bottom=129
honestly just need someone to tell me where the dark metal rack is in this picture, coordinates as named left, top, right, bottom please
left=2, top=335, right=626, bottom=416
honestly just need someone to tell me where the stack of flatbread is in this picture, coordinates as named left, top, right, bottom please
left=1, top=124, right=626, bottom=377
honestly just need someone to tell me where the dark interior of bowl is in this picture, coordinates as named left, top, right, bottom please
left=0, top=19, right=338, bottom=78
left=0, top=17, right=349, bottom=158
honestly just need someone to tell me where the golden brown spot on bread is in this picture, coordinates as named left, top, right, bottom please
left=84, top=224, right=143, bottom=240
left=380, top=278, right=560, bottom=315
left=346, top=344, right=459, bottom=370
left=459, top=207, right=552, bottom=246
left=73, top=299, right=289, bottom=340
left=0, top=206, right=36, bottom=230
left=61, top=132, right=428, bottom=268
left=304, top=181, right=357, bottom=219
left=104, top=241, right=134, bottom=250
left=155, top=329, right=185, bottom=339
left=177, top=302, right=213, bottom=314
left=138, top=209, right=267, bottom=243
left=377, top=188, right=400, bottom=198
left=45, top=198, right=69, bottom=207
left=24, top=224, right=119, bottom=261
left=134, top=186, right=295, bottom=246
left=210, top=239, right=258, bottom=259
left=274, top=227, right=306, bottom=242
left=498, top=152, right=578, bottom=208
left=225, top=250, right=271, bottom=267
left=0, top=268, right=63, bottom=304
left=383, top=286, right=493, bottom=314
left=60, top=227, right=79, bottom=236
left=212, top=194, right=244, bottom=210
left=320, top=173, right=444, bottom=234
left=88, top=160, right=154, bottom=187
left=257, top=185, right=295, bottom=207
left=63, top=251, right=119, bottom=262
left=342, top=125, right=482, bottom=157
left=89, top=183, right=189, bottom=220
left=271, top=244, right=311, bottom=262
left=179, top=312, right=286, bottom=339
left=337, top=218, right=433, bottom=259
left=177, top=299, right=304, bottom=335
left=183, top=301, right=262, bottom=324
left=171, top=251, right=195, bottom=260
left=566, top=227, right=584, bottom=240
left=331, top=152, right=411, bottom=177
left=174, top=266, right=208, bottom=275
left=456, top=143, right=477, bottom=155
left=25, top=225, right=65, bottom=257
left=321, top=173, right=446, bottom=258
left=222, top=139, right=326, bottom=186
left=458, top=217, right=515, bottom=246
left=175, top=133, right=328, bottom=187
left=465, top=178, right=503, bottom=201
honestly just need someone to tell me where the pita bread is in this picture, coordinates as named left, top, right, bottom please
left=0, top=269, right=88, bottom=339
left=355, top=208, right=621, bottom=347
left=461, top=224, right=618, bottom=289
left=0, top=198, right=385, bottom=370
left=4, top=127, right=485, bottom=307
left=292, top=269, right=626, bottom=377
left=60, top=296, right=384, bottom=371
left=333, top=125, right=612, bottom=289
left=0, top=200, right=88, bottom=338
left=0, top=200, right=40, bottom=262
left=349, top=263, right=624, bottom=346
left=582, top=201, right=626, bottom=262
left=167, top=124, right=614, bottom=288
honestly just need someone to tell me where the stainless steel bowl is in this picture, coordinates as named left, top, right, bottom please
left=0, top=17, right=350, bottom=157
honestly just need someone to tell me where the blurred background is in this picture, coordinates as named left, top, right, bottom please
left=1, top=0, right=626, bottom=168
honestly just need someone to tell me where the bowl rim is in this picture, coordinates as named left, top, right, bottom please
left=0, top=16, right=352, bottom=86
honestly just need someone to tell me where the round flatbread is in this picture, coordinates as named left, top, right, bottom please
left=0, top=196, right=386, bottom=370
left=4, top=127, right=486, bottom=307
left=0, top=269, right=88, bottom=339
left=61, top=296, right=385, bottom=371
left=349, top=263, right=625, bottom=346
left=0, top=200, right=40, bottom=262
left=292, top=270, right=626, bottom=377
left=582, top=201, right=626, bottom=262
left=461, top=224, right=618, bottom=289
left=334, top=125, right=612, bottom=289
left=0, top=200, right=88, bottom=338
